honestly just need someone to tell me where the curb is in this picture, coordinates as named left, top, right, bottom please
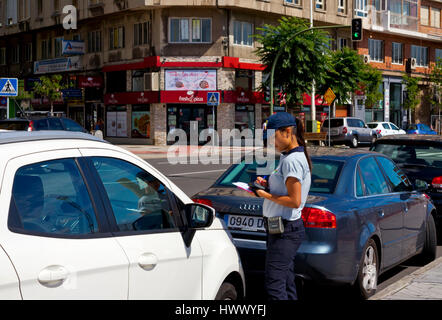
left=370, top=256, right=442, bottom=300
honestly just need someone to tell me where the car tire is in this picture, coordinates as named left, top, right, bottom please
left=353, top=239, right=379, bottom=299
left=215, top=282, right=238, bottom=300
left=350, top=136, right=359, bottom=148
left=419, top=214, right=437, bottom=265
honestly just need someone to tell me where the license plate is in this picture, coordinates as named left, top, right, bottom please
left=330, top=129, right=339, bottom=136
left=225, top=215, right=266, bottom=232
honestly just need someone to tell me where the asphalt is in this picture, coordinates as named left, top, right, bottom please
left=118, top=143, right=442, bottom=300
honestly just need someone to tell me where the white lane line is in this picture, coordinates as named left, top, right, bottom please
left=168, top=169, right=227, bottom=176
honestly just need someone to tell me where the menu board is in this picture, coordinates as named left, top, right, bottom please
left=165, top=69, right=217, bottom=91
left=132, top=111, right=151, bottom=138
left=116, top=112, right=127, bottom=137
left=106, top=111, right=127, bottom=137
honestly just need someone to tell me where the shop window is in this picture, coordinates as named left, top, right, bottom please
left=235, top=70, right=255, bottom=92
left=132, top=70, right=147, bottom=92
left=132, top=105, right=151, bottom=139
left=106, top=105, right=128, bottom=138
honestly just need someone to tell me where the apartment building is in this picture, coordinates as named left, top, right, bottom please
left=1, top=0, right=354, bottom=145
left=355, top=0, right=442, bottom=129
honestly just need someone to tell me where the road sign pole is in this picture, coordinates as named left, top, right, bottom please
left=6, top=98, right=9, bottom=119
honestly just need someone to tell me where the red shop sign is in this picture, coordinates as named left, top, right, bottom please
left=223, top=91, right=264, bottom=104
left=78, top=76, right=104, bottom=88
left=161, top=91, right=221, bottom=104
left=104, top=92, right=159, bottom=105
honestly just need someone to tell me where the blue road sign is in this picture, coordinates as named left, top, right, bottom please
left=0, top=78, right=18, bottom=97
left=207, top=92, right=220, bottom=106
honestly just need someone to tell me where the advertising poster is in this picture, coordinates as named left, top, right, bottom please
left=132, top=111, right=151, bottom=138
left=107, top=112, right=117, bottom=137
left=116, top=112, right=127, bottom=137
left=165, top=70, right=217, bottom=91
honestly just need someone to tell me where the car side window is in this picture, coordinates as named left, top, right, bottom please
left=376, top=157, right=411, bottom=192
left=9, top=159, right=99, bottom=236
left=34, top=119, right=48, bottom=130
left=382, top=123, right=390, bottom=129
left=90, top=157, right=177, bottom=233
left=62, top=118, right=85, bottom=132
left=48, top=118, right=64, bottom=130
left=390, top=123, right=400, bottom=131
left=358, top=120, right=365, bottom=128
left=358, top=157, right=390, bottom=195
left=347, top=119, right=356, bottom=127
left=356, top=169, right=364, bottom=197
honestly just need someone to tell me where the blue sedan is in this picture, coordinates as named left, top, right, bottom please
left=407, top=123, right=438, bottom=135
left=193, top=148, right=437, bottom=299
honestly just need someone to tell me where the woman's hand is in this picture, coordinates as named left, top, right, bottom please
left=256, top=189, right=271, bottom=199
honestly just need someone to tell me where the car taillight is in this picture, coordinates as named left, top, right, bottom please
left=342, top=127, right=348, bottom=134
left=302, top=207, right=337, bottom=229
left=423, top=194, right=431, bottom=200
left=193, top=198, right=213, bottom=207
left=27, top=121, right=34, bottom=132
left=432, top=176, right=442, bottom=189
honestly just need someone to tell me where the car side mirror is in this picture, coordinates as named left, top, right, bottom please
left=182, top=203, right=215, bottom=247
left=414, top=179, right=429, bottom=192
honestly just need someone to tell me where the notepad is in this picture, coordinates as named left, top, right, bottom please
left=232, top=182, right=253, bottom=193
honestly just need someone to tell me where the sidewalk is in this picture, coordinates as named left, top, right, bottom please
left=370, top=257, right=442, bottom=300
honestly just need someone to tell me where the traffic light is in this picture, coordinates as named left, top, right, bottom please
left=351, top=18, right=363, bottom=41
left=264, top=86, right=271, bottom=103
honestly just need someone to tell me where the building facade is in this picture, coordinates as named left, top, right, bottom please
left=4, top=1, right=420, bottom=145
left=356, top=0, right=442, bottom=129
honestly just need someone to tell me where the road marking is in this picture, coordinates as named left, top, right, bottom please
left=168, top=169, right=227, bottom=176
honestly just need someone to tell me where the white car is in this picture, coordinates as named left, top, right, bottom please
left=0, top=131, right=244, bottom=300
left=367, top=122, right=406, bottom=137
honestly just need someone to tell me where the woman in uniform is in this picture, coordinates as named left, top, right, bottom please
left=255, top=112, right=312, bottom=300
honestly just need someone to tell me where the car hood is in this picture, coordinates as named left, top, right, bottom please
left=193, top=186, right=331, bottom=216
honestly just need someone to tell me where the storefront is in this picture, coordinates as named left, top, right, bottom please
left=79, top=75, right=105, bottom=132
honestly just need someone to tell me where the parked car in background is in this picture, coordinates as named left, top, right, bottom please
left=367, top=122, right=406, bottom=137
left=371, top=135, right=442, bottom=229
left=321, top=117, right=377, bottom=148
left=193, top=148, right=437, bottom=299
left=0, top=117, right=88, bottom=133
left=407, top=123, right=438, bottom=135
left=0, top=131, right=244, bottom=300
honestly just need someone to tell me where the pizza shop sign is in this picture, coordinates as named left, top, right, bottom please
left=165, top=69, right=217, bottom=91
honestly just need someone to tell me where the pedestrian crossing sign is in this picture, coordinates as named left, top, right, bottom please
left=0, top=78, right=18, bottom=97
left=207, top=92, right=220, bottom=106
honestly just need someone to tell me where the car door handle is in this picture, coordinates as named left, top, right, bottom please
left=378, top=210, right=385, bottom=218
left=38, top=265, right=69, bottom=288
left=403, top=203, right=409, bottom=213
left=138, top=253, right=158, bottom=271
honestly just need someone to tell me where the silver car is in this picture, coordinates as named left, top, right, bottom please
left=322, top=117, right=377, bottom=148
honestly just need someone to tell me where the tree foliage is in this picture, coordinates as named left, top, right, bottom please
left=33, top=75, right=68, bottom=115
left=255, top=16, right=331, bottom=104
left=402, top=73, right=420, bottom=113
left=428, top=58, right=442, bottom=108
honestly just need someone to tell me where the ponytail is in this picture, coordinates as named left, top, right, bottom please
left=295, top=118, right=313, bottom=173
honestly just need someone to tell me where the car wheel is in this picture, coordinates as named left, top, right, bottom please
left=215, top=282, right=238, bottom=300
left=350, top=136, right=359, bottom=148
left=419, top=214, right=437, bottom=264
left=354, top=239, right=378, bottom=299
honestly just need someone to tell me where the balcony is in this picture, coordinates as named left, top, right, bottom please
left=371, top=10, right=418, bottom=32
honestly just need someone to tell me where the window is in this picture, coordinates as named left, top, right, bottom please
left=376, top=157, right=411, bottom=192
left=37, top=0, right=43, bottom=16
left=48, top=118, right=64, bottom=130
left=0, top=48, right=6, bottom=65
left=374, top=0, right=386, bottom=11
left=6, top=0, right=17, bottom=25
left=337, top=37, right=348, bottom=50
left=11, top=45, right=19, bottom=64
left=284, top=0, right=301, bottom=6
left=358, top=157, right=390, bottom=195
left=356, top=169, right=364, bottom=197
left=368, top=39, right=384, bottom=62
left=392, top=42, right=403, bottom=64
left=421, top=5, right=429, bottom=26
left=233, top=21, right=253, bottom=47
left=23, top=43, right=32, bottom=62
left=431, top=7, right=441, bottom=28
left=436, top=48, right=442, bottom=62
left=411, top=45, right=428, bottom=67
left=54, top=0, right=60, bottom=11
left=10, top=159, right=99, bottom=236
left=132, top=70, right=146, bottom=92
left=54, top=37, right=63, bottom=57
left=109, top=26, right=125, bottom=50
left=91, top=157, right=178, bottom=233
left=61, top=118, right=85, bottom=132
left=355, top=0, right=368, bottom=17
left=338, top=0, right=346, bottom=14
left=134, top=22, right=148, bottom=46
left=88, top=30, right=102, bottom=53
left=382, top=123, right=390, bottom=129
left=41, top=39, right=52, bottom=59
left=169, top=18, right=211, bottom=43
left=316, top=0, right=325, bottom=10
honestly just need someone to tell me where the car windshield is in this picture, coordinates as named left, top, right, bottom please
left=367, top=123, right=378, bottom=129
left=0, top=121, right=29, bottom=130
left=216, top=158, right=344, bottom=194
left=408, top=124, right=417, bottom=130
left=323, top=119, right=344, bottom=128
left=372, top=143, right=442, bottom=168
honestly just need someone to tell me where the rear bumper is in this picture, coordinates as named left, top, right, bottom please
left=233, top=237, right=357, bottom=285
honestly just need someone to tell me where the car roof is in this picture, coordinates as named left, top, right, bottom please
left=377, top=134, right=442, bottom=143
left=309, top=146, right=378, bottom=160
left=0, top=131, right=106, bottom=145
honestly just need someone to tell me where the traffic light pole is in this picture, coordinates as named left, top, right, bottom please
left=269, top=24, right=350, bottom=116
